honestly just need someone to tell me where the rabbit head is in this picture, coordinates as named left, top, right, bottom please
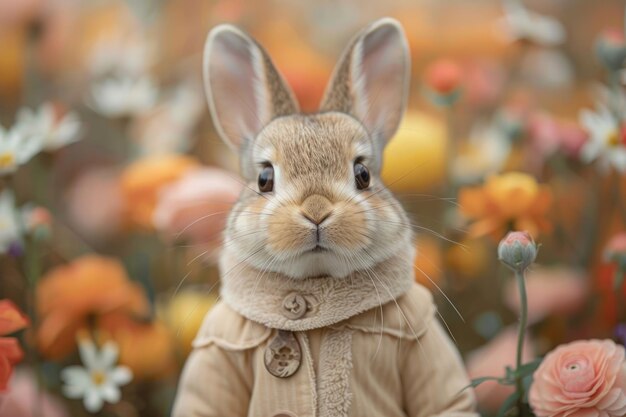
left=204, top=18, right=413, bottom=279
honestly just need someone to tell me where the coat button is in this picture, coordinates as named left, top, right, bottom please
left=264, top=330, right=302, bottom=378
left=282, top=292, right=307, bottom=319
left=273, top=413, right=297, bottom=417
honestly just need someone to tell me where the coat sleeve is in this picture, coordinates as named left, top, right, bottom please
left=171, top=344, right=253, bottom=417
left=400, top=318, right=479, bottom=417
left=171, top=302, right=270, bottom=417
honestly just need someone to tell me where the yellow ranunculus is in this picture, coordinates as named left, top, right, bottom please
left=159, top=289, right=218, bottom=357
left=382, top=111, right=447, bottom=192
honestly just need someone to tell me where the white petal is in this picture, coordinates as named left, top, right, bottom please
left=610, top=148, right=626, bottom=172
left=84, top=389, right=104, bottom=413
left=62, top=383, right=88, bottom=399
left=99, top=382, right=122, bottom=403
left=60, top=366, right=90, bottom=386
left=109, top=366, right=133, bottom=385
left=98, top=342, right=120, bottom=368
left=78, top=339, right=99, bottom=369
left=580, top=141, right=601, bottom=162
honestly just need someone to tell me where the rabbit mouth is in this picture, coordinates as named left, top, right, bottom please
left=310, top=245, right=329, bottom=253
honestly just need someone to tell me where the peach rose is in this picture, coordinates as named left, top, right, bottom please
left=529, top=339, right=626, bottom=417
left=153, top=167, right=243, bottom=249
left=120, top=155, right=199, bottom=229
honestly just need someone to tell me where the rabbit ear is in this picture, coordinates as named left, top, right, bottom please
left=203, top=24, right=299, bottom=151
left=320, top=18, right=410, bottom=149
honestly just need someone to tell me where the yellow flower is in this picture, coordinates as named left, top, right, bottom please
left=382, top=111, right=447, bottom=192
left=458, top=172, right=552, bottom=239
left=158, top=289, right=217, bottom=357
left=120, top=155, right=199, bottom=229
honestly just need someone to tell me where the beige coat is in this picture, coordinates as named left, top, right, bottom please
left=172, top=251, right=477, bottom=417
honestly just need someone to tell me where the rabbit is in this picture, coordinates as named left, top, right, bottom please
left=172, top=17, right=478, bottom=417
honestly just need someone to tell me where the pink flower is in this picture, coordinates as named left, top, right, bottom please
left=528, top=113, right=588, bottom=160
left=530, top=339, right=626, bottom=417
left=0, top=369, right=68, bottom=417
left=466, top=327, right=536, bottom=413
left=504, top=266, right=588, bottom=324
left=64, top=167, right=124, bottom=243
left=153, top=168, right=243, bottom=250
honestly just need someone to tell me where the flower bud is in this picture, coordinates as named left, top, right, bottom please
left=498, top=231, right=537, bottom=272
left=595, top=28, right=626, bottom=72
left=423, top=59, right=463, bottom=106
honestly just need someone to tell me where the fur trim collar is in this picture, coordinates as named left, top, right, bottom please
left=219, top=246, right=415, bottom=331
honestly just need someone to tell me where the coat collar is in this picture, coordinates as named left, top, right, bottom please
left=219, top=245, right=415, bottom=331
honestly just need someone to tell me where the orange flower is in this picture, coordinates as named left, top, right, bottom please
left=0, top=300, right=29, bottom=391
left=120, top=155, right=199, bottom=229
left=458, top=172, right=552, bottom=239
left=36, top=255, right=150, bottom=359
left=413, top=237, right=443, bottom=289
left=99, top=315, right=176, bottom=381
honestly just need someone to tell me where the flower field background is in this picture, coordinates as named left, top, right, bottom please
left=1, top=0, right=626, bottom=416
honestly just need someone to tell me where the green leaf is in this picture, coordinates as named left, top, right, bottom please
left=462, top=376, right=502, bottom=391
left=496, top=390, right=521, bottom=417
left=514, top=358, right=543, bottom=378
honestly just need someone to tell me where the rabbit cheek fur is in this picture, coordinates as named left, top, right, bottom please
left=225, top=112, right=413, bottom=279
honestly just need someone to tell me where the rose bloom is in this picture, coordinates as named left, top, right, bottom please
left=505, top=266, right=588, bottom=324
left=120, top=155, right=199, bottom=229
left=529, top=339, right=626, bottom=417
left=153, top=167, right=243, bottom=250
left=467, top=327, right=536, bottom=413
left=458, top=172, right=552, bottom=239
left=36, top=255, right=150, bottom=359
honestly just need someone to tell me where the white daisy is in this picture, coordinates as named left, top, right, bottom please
left=579, top=104, right=626, bottom=173
left=61, top=339, right=132, bottom=413
left=90, top=76, right=158, bottom=118
left=0, top=124, right=42, bottom=176
left=499, top=0, right=565, bottom=46
left=15, top=103, right=81, bottom=152
left=0, top=190, right=21, bottom=254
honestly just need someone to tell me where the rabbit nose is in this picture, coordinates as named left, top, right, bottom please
left=301, top=195, right=333, bottom=226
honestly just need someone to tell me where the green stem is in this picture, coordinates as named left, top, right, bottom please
left=515, top=269, right=528, bottom=416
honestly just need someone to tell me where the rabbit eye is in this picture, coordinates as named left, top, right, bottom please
left=258, top=165, right=274, bottom=193
left=354, top=162, right=370, bottom=190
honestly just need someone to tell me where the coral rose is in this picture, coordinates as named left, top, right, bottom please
left=120, top=155, right=199, bottom=229
left=36, top=255, right=150, bottom=359
left=529, top=339, right=626, bottom=417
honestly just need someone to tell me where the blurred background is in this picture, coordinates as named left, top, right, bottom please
left=1, top=0, right=626, bottom=415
